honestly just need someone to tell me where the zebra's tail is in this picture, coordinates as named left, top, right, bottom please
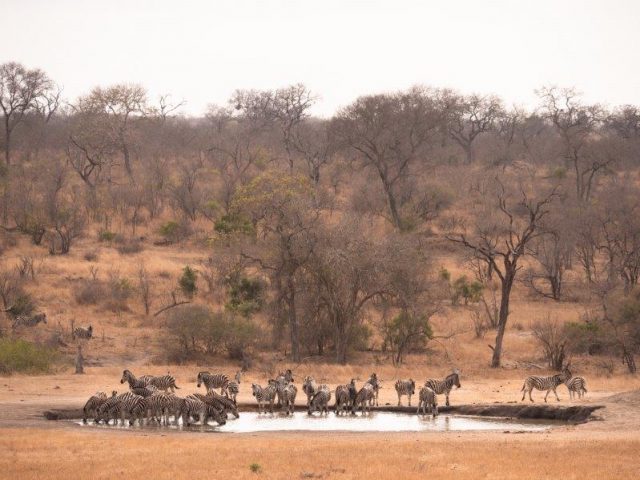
left=174, top=383, right=180, bottom=389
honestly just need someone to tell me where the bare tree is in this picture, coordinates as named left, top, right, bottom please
left=448, top=177, right=558, bottom=367
left=443, top=92, right=503, bottom=164
left=0, top=62, right=56, bottom=165
left=332, top=87, right=442, bottom=230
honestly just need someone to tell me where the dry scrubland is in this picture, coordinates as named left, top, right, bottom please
left=1, top=67, right=640, bottom=478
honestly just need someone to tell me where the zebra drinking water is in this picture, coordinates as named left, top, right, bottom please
left=82, top=391, right=108, bottom=424
left=308, top=389, right=331, bottom=415
left=335, top=379, right=357, bottom=415
left=416, top=386, right=438, bottom=416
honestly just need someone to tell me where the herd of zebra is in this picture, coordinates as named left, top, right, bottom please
left=80, top=367, right=588, bottom=428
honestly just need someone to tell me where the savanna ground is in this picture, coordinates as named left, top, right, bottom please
left=1, top=237, right=640, bottom=479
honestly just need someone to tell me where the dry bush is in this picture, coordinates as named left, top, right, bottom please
left=83, top=250, right=99, bottom=262
left=531, top=315, right=567, bottom=370
left=74, top=280, right=105, bottom=305
left=116, top=240, right=144, bottom=255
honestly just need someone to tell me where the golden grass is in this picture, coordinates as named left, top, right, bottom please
left=1, top=428, right=639, bottom=480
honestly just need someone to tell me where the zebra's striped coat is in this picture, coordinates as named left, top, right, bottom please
left=521, top=369, right=571, bottom=402
left=252, top=382, right=277, bottom=413
left=417, top=386, right=438, bottom=416
left=334, top=379, right=357, bottom=415
left=12, top=313, right=47, bottom=329
left=73, top=325, right=93, bottom=340
left=395, top=379, right=416, bottom=406
left=308, top=389, right=331, bottom=415
left=352, top=383, right=375, bottom=414
left=565, top=376, right=588, bottom=400
left=120, top=369, right=154, bottom=389
left=197, top=371, right=229, bottom=395
left=82, top=391, right=108, bottom=424
left=425, top=373, right=461, bottom=407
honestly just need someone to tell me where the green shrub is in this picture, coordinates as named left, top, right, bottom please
left=214, top=214, right=254, bottom=236
left=0, top=338, right=59, bottom=374
left=98, top=230, right=117, bottom=242
left=249, top=463, right=261, bottom=473
left=226, top=276, right=265, bottom=317
left=5, top=293, right=36, bottom=318
left=159, top=221, right=190, bottom=243
left=179, top=266, right=198, bottom=298
left=452, top=275, right=483, bottom=305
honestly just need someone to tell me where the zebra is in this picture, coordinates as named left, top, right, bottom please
left=308, top=389, right=331, bottom=415
left=197, top=390, right=240, bottom=419
left=352, top=383, right=375, bottom=414
left=130, top=385, right=158, bottom=398
left=143, top=392, right=176, bottom=425
left=252, top=382, right=278, bottom=413
left=12, top=312, right=47, bottom=329
left=275, top=378, right=297, bottom=415
left=98, top=391, right=145, bottom=426
left=82, top=391, right=108, bottom=424
left=277, top=369, right=295, bottom=383
left=521, top=368, right=571, bottom=403
left=120, top=369, right=154, bottom=389
left=335, top=379, right=357, bottom=415
left=395, top=379, right=416, bottom=406
left=196, top=371, right=229, bottom=395
left=302, top=376, right=318, bottom=406
left=181, top=395, right=226, bottom=426
left=148, top=374, right=179, bottom=392
left=227, top=370, right=243, bottom=404
left=367, top=373, right=380, bottom=406
left=416, top=386, right=438, bottom=416
left=565, top=376, right=588, bottom=400
left=425, top=372, right=461, bottom=407
left=72, top=325, right=93, bottom=340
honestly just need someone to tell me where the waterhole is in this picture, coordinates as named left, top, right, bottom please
left=74, top=411, right=554, bottom=433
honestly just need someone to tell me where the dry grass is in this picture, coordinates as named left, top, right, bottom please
left=1, top=428, right=639, bottom=480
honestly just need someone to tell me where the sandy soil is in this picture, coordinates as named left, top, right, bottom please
left=1, top=368, right=639, bottom=479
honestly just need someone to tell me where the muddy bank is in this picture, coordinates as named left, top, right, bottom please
left=43, top=402, right=604, bottom=423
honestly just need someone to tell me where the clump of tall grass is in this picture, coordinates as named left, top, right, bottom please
left=0, top=338, right=59, bottom=374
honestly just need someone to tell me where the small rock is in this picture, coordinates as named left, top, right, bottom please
left=54, top=386, right=61, bottom=390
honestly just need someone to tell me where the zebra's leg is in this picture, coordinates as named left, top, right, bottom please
left=408, top=393, right=412, bottom=407
left=529, top=388, right=534, bottom=402
left=544, top=389, right=550, bottom=402
left=397, top=392, right=401, bottom=406
left=553, top=387, right=560, bottom=402
left=445, top=393, right=450, bottom=407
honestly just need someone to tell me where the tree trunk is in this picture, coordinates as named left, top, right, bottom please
left=335, top=322, right=348, bottom=364
left=75, top=345, right=85, bottom=374
left=286, top=279, right=300, bottom=362
left=491, top=271, right=515, bottom=368
left=3, top=116, right=11, bottom=166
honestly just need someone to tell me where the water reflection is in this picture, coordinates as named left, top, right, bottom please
left=75, top=411, right=552, bottom=433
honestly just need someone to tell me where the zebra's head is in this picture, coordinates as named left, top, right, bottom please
left=251, top=383, right=260, bottom=397
left=36, top=313, right=47, bottom=324
left=120, top=370, right=131, bottom=384
left=448, top=372, right=461, bottom=389
left=196, top=371, right=208, bottom=388
left=349, top=378, right=356, bottom=387
left=409, top=379, right=416, bottom=394
left=111, top=390, right=117, bottom=397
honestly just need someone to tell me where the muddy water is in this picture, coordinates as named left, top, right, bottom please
left=75, top=411, right=554, bottom=433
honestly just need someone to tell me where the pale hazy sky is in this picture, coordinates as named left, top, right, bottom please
left=1, top=0, right=639, bottom=117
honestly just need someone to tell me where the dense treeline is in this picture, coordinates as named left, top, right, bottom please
left=1, top=61, right=640, bottom=369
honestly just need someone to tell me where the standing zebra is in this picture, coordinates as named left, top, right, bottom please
left=395, top=379, right=416, bottom=406
left=252, top=381, right=277, bottom=413
left=416, top=386, right=438, bottom=417
left=308, top=389, right=331, bottom=415
left=277, top=369, right=295, bottom=383
left=367, top=373, right=380, bottom=406
left=335, top=379, right=357, bottom=415
left=275, top=378, right=297, bottom=415
left=302, top=376, right=318, bottom=406
left=120, top=369, right=154, bottom=389
left=196, top=371, right=229, bottom=396
left=12, top=313, right=47, bottom=329
left=521, top=368, right=571, bottom=403
left=565, top=376, right=588, bottom=400
left=143, top=392, right=177, bottom=425
left=227, top=370, right=243, bottom=404
left=72, top=325, right=93, bottom=340
left=82, top=391, right=108, bottom=424
left=425, top=372, right=461, bottom=407
left=148, top=374, right=180, bottom=392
